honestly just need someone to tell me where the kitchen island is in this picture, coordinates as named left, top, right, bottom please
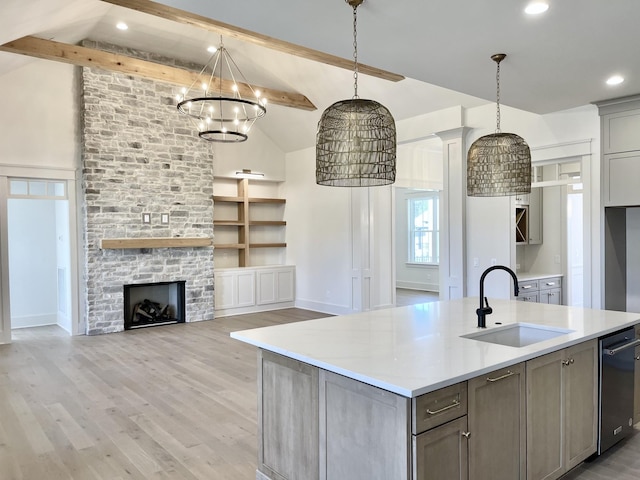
left=231, top=298, right=640, bottom=480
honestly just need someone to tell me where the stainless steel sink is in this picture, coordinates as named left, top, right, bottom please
left=461, top=323, right=574, bottom=348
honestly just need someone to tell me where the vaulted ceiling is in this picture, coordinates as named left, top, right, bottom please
left=2, top=0, right=639, bottom=152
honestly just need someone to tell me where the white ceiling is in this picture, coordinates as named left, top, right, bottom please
left=2, top=0, right=638, bottom=152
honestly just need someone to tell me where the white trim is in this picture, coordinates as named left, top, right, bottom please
left=0, top=163, right=77, bottom=180
left=294, top=298, right=354, bottom=316
left=530, top=139, right=592, bottom=163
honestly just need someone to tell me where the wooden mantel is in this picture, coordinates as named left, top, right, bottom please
left=100, top=237, right=213, bottom=249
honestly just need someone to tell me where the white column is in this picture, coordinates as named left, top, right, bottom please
left=436, top=127, right=470, bottom=300
left=350, top=187, right=372, bottom=312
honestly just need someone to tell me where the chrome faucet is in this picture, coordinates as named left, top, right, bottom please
left=477, top=265, right=520, bottom=328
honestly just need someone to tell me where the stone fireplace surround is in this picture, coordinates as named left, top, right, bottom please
left=81, top=41, right=214, bottom=335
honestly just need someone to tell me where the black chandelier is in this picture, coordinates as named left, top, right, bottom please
left=176, top=39, right=267, bottom=143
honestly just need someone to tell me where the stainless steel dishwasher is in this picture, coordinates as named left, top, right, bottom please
left=598, top=327, right=640, bottom=454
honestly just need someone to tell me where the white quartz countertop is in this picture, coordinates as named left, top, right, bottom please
left=230, top=298, right=640, bottom=398
left=517, top=272, right=563, bottom=281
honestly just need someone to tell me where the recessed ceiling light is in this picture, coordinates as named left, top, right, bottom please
left=207, top=46, right=217, bottom=54
left=606, top=75, right=625, bottom=86
left=525, top=2, right=549, bottom=15
left=116, top=22, right=128, bottom=31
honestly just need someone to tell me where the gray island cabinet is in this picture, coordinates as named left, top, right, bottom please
left=231, top=298, right=640, bottom=480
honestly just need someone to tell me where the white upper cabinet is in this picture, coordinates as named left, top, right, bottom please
left=596, top=95, right=640, bottom=206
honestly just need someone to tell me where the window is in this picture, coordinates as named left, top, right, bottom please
left=408, top=192, right=439, bottom=264
left=9, top=179, right=67, bottom=199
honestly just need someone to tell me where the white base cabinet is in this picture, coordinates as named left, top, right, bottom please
left=215, top=265, right=295, bottom=317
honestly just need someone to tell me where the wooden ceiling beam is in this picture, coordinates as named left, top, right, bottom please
left=0, top=36, right=316, bottom=111
left=101, top=0, right=405, bottom=83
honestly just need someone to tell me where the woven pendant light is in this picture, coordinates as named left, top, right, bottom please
left=316, top=0, right=396, bottom=187
left=467, top=54, right=531, bottom=197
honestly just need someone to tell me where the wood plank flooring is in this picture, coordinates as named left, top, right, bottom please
left=2, top=306, right=640, bottom=480
left=395, top=288, right=439, bottom=307
left=0, top=308, right=329, bottom=480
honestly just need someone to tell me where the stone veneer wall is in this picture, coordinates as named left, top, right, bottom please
left=81, top=41, right=214, bottom=334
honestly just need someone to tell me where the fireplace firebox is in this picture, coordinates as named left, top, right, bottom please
left=123, top=281, right=186, bottom=329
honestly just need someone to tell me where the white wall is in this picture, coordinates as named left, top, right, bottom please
left=8, top=199, right=58, bottom=328
left=212, top=126, right=286, bottom=181
left=284, top=147, right=353, bottom=314
left=0, top=60, right=79, bottom=168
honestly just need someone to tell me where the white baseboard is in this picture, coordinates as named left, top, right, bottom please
left=294, top=298, right=355, bottom=316
left=396, top=281, right=439, bottom=293
left=215, top=301, right=295, bottom=318
left=11, top=313, right=57, bottom=329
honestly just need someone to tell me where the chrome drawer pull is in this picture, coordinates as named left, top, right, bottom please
left=545, top=282, right=556, bottom=286
left=521, top=285, right=533, bottom=289
left=461, top=431, right=471, bottom=439
left=426, top=398, right=460, bottom=415
left=487, top=370, right=514, bottom=382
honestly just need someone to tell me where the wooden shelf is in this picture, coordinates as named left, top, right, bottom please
left=213, top=196, right=285, bottom=204
left=214, top=243, right=246, bottom=249
left=250, top=220, right=286, bottom=226
left=214, top=220, right=245, bottom=226
left=101, top=237, right=212, bottom=249
left=248, top=197, right=286, bottom=204
left=212, top=177, right=287, bottom=267
left=212, top=195, right=244, bottom=202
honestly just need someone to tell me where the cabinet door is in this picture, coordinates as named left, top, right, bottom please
left=604, top=152, right=640, bottom=206
left=528, top=187, right=543, bottom=244
left=526, top=350, right=564, bottom=480
left=635, top=325, right=640, bottom=425
left=635, top=344, right=640, bottom=425
left=413, top=416, right=468, bottom=480
left=468, top=364, right=526, bottom=480
left=539, top=288, right=562, bottom=305
left=319, top=370, right=410, bottom=480
left=259, top=351, right=319, bottom=480
left=564, top=339, right=598, bottom=470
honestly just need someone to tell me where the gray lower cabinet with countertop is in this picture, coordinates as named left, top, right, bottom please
left=257, top=345, right=594, bottom=480
left=517, top=275, right=563, bottom=305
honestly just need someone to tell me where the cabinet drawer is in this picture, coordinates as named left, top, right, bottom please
left=517, top=293, right=539, bottom=303
left=518, top=280, right=539, bottom=292
left=413, top=382, right=467, bottom=434
left=539, top=277, right=562, bottom=291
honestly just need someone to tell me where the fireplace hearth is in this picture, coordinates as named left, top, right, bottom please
left=123, top=281, right=186, bottom=330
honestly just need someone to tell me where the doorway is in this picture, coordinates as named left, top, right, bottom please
left=0, top=176, right=78, bottom=342
left=393, top=137, right=443, bottom=306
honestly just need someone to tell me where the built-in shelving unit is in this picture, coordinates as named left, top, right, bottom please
left=213, top=177, right=286, bottom=267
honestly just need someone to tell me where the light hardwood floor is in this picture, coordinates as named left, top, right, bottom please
left=0, top=309, right=329, bottom=480
left=2, top=307, right=640, bottom=480
left=395, top=288, right=439, bottom=306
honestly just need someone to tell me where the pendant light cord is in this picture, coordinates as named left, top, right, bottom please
left=352, top=4, right=359, bottom=99
left=495, top=59, right=501, bottom=133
